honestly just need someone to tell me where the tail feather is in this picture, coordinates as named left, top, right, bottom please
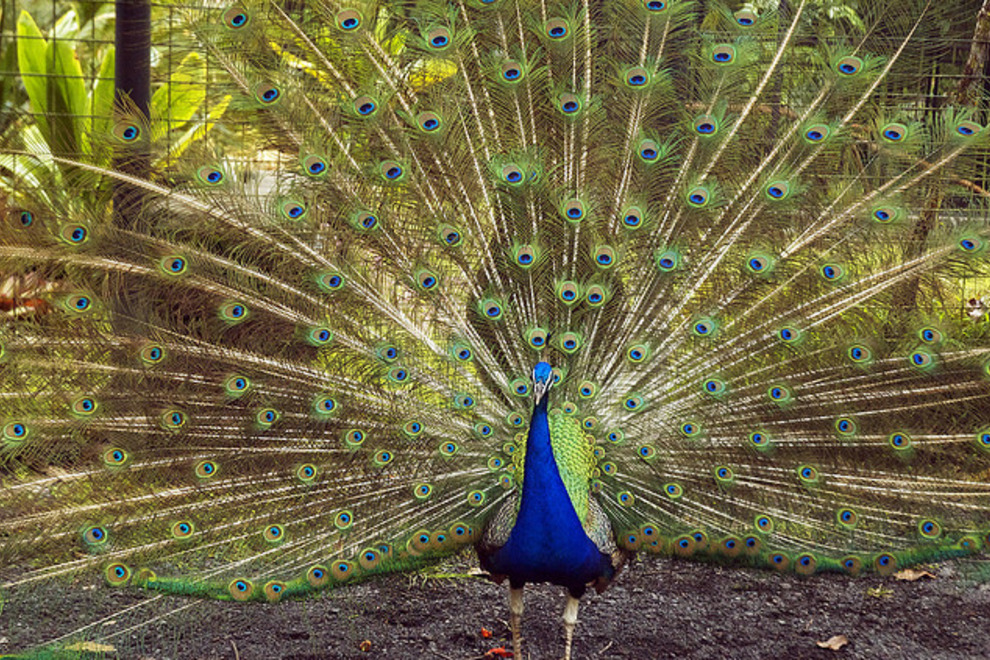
left=1, top=0, right=989, bottom=626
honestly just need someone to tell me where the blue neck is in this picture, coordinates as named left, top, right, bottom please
left=514, top=397, right=584, bottom=534
left=486, top=396, right=603, bottom=588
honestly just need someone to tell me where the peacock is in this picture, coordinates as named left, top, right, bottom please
left=2, top=0, right=990, bottom=657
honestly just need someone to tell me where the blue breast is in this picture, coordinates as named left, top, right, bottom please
left=482, top=398, right=609, bottom=592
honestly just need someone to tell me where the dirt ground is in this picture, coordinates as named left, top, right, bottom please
left=3, top=556, right=989, bottom=659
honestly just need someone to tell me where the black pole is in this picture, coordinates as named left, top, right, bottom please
left=113, top=0, right=151, bottom=229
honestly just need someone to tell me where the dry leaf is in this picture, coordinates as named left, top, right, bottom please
left=816, top=635, right=849, bottom=651
left=895, top=569, right=936, bottom=581
left=359, top=639, right=372, bottom=652
left=866, top=585, right=893, bottom=598
left=64, top=642, right=117, bottom=652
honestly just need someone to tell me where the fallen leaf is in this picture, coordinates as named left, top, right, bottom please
left=485, top=647, right=514, bottom=658
left=481, top=627, right=493, bottom=638
left=64, top=642, right=117, bottom=652
left=359, top=639, right=372, bottom=652
left=816, top=635, right=849, bottom=651
left=895, top=569, right=936, bottom=581
left=866, top=585, right=893, bottom=599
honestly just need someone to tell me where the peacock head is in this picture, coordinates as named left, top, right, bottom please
left=532, top=361, right=554, bottom=405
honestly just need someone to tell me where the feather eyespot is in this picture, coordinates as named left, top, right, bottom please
left=623, top=394, right=644, bottom=410
left=280, top=200, right=307, bottom=220
left=480, top=299, right=503, bottom=319
left=307, top=565, right=330, bottom=587
left=835, top=417, right=857, bottom=436
left=959, top=236, right=983, bottom=253
left=501, top=164, right=524, bottom=184
left=113, top=122, right=141, bottom=142
left=380, top=161, right=404, bottom=181
left=955, top=120, right=982, bottom=137
left=372, top=368, right=400, bottom=396
left=836, top=56, right=862, bottom=76
left=836, top=508, right=859, bottom=528
left=229, top=579, right=254, bottom=600
left=593, top=246, right=615, bottom=267
left=297, top=464, right=318, bottom=482
left=638, top=139, right=660, bottom=162
left=500, top=61, right=524, bottom=82
left=693, top=115, right=718, bottom=135
left=624, top=67, right=650, bottom=87
left=197, top=166, right=224, bottom=185
left=562, top=199, right=585, bottom=221
left=426, top=28, right=451, bottom=49
left=711, top=45, right=735, bottom=64
left=418, top=112, right=442, bottom=132
left=872, top=206, right=897, bottom=223
left=545, top=19, right=569, bottom=39
left=714, top=466, right=734, bottom=483
left=622, top=206, right=643, bottom=227
left=103, top=447, right=128, bottom=467
left=703, top=378, right=726, bottom=396
left=765, top=181, right=790, bottom=200
left=655, top=250, right=680, bottom=272
left=821, top=263, right=844, bottom=281
left=881, top=123, right=907, bottom=142
left=106, top=563, right=131, bottom=586
left=82, top=525, right=108, bottom=546
left=747, top=254, right=772, bottom=273
left=840, top=556, right=863, bottom=575
left=748, top=431, right=770, bottom=449
left=888, top=432, right=913, bottom=452
left=222, top=7, right=250, bottom=29
left=918, top=519, right=942, bottom=539
left=804, top=124, right=830, bottom=143
left=336, top=9, right=362, bottom=30
left=734, top=10, right=757, bottom=25
left=71, top=395, right=98, bottom=416
left=353, top=96, right=377, bottom=116
left=586, top=286, right=606, bottom=306
left=303, top=155, right=327, bottom=176
left=218, top=301, right=248, bottom=323
left=627, top=345, right=648, bottom=362
left=257, top=408, right=280, bottom=427
left=254, top=84, right=281, bottom=105
left=559, top=93, right=581, bottom=114
left=65, top=294, right=93, bottom=313
left=687, top=187, right=710, bottom=207
left=873, top=553, right=897, bottom=575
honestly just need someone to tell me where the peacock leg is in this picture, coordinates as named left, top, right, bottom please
left=561, top=593, right=580, bottom=660
left=509, top=585, right=525, bottom=659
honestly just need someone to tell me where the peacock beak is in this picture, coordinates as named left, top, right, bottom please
left=533, top=380, right=549, bottom=405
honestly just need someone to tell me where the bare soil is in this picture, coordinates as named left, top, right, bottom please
left=3, top=557, right=989, bottom=659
